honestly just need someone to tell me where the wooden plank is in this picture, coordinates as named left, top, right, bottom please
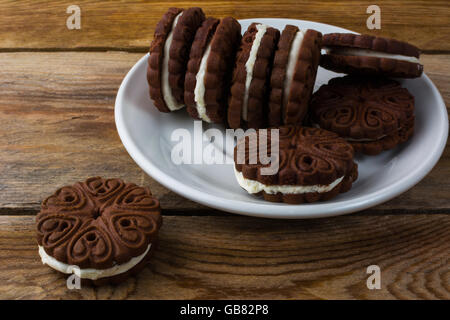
left=0, top=0, right=448, bottom=51
left=0, top=214, right=448, bottom=299
left=234, top=0, right=450, bottom=52
left=0, top=53, right=448, bottom=213
left=0, top=51, right=203, bottom=212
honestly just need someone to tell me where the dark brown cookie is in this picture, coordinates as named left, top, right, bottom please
left=36, top=177, right=162, bottom=285
left=228, top=23, right=280, bottom=129
left=185, top=17, right=242, bottom=123
left=147, top=7, right=205, bottom=112
left=234, top=126, right=358, bottom=204
left=148, top=8, right=182, bottom=112
left=321, top=33, right=423, bottom=78
left=310, top=76, right=415, bottom=155
left=169, top=8, right=205, bottom=105
left=269, top=26, right=322, bottom=126
left=79, top=240, right=158, bottom=286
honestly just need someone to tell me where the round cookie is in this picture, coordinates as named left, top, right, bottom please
left=233, top=126, right=358, bottom=204
left=321, top=33, right=423, bottom=78
left=148, top=7, right=205, bottom=112
left=269, top=26, right=322, bottom=126
left=228, top=23, right=280, bottom=129
left=185, top=17, right=242, bottom=123
left=310, top=76, right=415, bottom=155
left=36, top=177, right=162, bottom=285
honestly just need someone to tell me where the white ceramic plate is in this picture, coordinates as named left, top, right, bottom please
left=115, top=18, right=448, bottom=219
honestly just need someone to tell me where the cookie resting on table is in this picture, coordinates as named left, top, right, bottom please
left=36, top=177, right=162, bottom=285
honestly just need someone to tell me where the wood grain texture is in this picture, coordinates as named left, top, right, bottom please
left=1, top=1, right=448, bottom=302
left=0, top=215, right=448, bottom=299
left=0, top=0, right=448, bottom=51
left=0, top=51, right=203, bottom=212
left=0, top=52, right=448, bottom=213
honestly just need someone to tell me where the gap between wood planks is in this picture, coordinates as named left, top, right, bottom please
left=1, top=214, right=449, bottom=299
left=1, top=207, right=450, bottom=217
left=0, top=47, right=449, bottom=54
left=0, top=53, right=447, bottom=217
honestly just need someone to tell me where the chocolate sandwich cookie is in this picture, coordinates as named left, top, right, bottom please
left=36, top=177, right=162, bottom=285
left=148, top=7, right=205, bottom=112
left=269, top=26, right=322, bottom=126
left=185, top=17, right=241, bottom=123
left=321, top=33, right=423, bottom=78
left=234, top=126, right=358, bottom=204
left=228, top=23, right=280, bottom=129
left=310, top=76, right=415, bottom=155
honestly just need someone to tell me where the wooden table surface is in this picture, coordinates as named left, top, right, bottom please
left=0, top=1, right=449, bottom=300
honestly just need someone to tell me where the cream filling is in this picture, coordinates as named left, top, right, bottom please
left=162, top=12, right=184, bottom=111
left=242, top=24, right=268, bottom=121
left=194, top=43, right=212, bottom=122
left=234, top=167, right=344, bottom=195
left=325, top=47, right=420, bottom=64
left=283, top=30, right=306, bottom=117
left=38, top=244, right=151, bottom=280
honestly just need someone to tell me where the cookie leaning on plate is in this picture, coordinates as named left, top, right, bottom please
left=228, top=23, right=280, bottom=129
left=269, top=25, right=322, bottom=126
left=185, top=17, right=241, bottom=123
left=321, top=33, right=423, bottom=78
left=310, top=76, right=415, bottom=155
left=233, top=126, right=358, bottom=204
left=148, top=7, right=205, bottom=112
left=36, top=177, right=162, bottom=285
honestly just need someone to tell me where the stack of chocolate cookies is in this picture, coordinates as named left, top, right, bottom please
left=148, top=7, right=323, bottom=129
left=147, top=7, right=422, bottom=204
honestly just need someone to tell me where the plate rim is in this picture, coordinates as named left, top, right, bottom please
left=115, top=18, right=448, bottom=219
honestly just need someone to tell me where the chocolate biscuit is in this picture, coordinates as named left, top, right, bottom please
left=228, top=23, right=280, bottom=129
left=36, top=177, right=162, bottom=285
left=321, top=33, right=423, bottom=78
left=234, top=126, right=358, bottom=204
left=269, top=26, right=322, bottom=126
left=310, top=76, right=415, bottom=155
left=148, top=7, right=205, bottom=112
left=185, top=17, right=241, bottom=123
